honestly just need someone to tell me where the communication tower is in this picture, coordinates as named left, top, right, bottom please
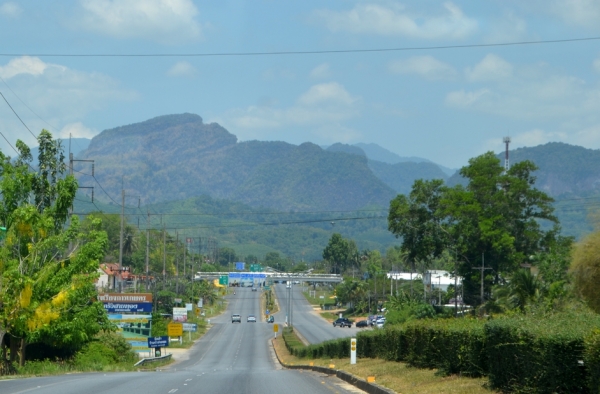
left=503, top=136, right=511, bottom=172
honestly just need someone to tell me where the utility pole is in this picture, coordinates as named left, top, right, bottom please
left=473, top=253, right=492, bottom=306
left=118, top=187, right=124, bottom=292
left=176, top=231, right=179, bottom=294
left=162, top=219, right=166, bottom=281
left=146, top=210, right=150, bottom=281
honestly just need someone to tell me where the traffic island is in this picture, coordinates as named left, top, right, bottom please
left=271, top=337, right=395, bottom=394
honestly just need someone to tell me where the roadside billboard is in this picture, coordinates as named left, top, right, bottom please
left=173, top=307, right=188, bottom=322
left=103, top=302, right=152, bottom=313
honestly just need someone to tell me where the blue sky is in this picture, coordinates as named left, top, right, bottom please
left=1, top=0, right=600, bottom=168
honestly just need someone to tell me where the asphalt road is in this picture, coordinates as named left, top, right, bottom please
left=0, top=287, right=364, bottom=394
left=273, top=283, right=364, bottom=344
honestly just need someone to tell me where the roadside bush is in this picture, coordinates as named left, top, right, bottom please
left=584, top=329, right=600, bottom=393
left=485, top=312, right=597, bottom=393
left=73, top=332, right=136, bottom=371
left=151, top=312, right=168, bottom=337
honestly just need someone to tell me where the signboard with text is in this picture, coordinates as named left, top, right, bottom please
left=167, top=323, right=183, bottom=336
left=182, top=323, right=198, bottom=332
left=103, top=302, right=152, bottom=313
left=235, top=262, right=245, bottom=270
left=173, top=307, right=188, bottom=322
left=148, top=336, right=169, bottom=348
left=98, top=293, right=153, bottom=303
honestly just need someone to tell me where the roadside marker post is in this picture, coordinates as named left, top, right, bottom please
left=274, top=323, right=279, bottom=338
left=350, top=338, right=357, bottom=365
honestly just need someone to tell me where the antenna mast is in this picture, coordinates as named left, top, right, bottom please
left=503, top=136, right=511, bottom=172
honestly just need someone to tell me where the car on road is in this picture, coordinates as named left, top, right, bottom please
left=251, top=287, right=257, bottom=291
left=375, top=317, right=386, bottom=328
left=267, top=315, right=274, bottom=323
left=232, top=314, right=241, bottom=323
left=247, top=315, right=257, bottom=322
left=333, top=317, right=352, bottom=328
left=356, top=320, right=369, bottom=328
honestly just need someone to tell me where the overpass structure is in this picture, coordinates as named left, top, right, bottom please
left=194, top=272, right=343, bottom=283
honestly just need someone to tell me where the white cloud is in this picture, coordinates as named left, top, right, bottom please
left=445, top=89, right=491, bottom=107
left=58, top=122, right=97, bottom=139
left=551, top=0, right=600, bottom=30
left=214, top=83, right=361, bottom=143
left=297, top=82, right=357, bottom=106
left=310, top=63, right=331, bottom=79
left=167, top=61, right=196, bottom=78
left=465, top=54, right=513, bottom=82
left=388, top=56, right=456, bottom=80
left=446, top=58, right=600, bottom=121
left=314, top=2, right=477, bottom=39
left=0, top=56, right=49, bottom=79
left=0, top=56, right=136, bottom=147
left=0, top=2, right=21, bottom=18
left=76, top=0, right=203, bottom=44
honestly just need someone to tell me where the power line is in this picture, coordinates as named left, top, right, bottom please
left=0, top=89, right=37, bottom=140
left=2, top=37, right=599, bottom=58
left=0, top=76, right=59, bottom=133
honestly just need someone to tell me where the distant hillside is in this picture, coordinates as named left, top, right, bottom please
left=368, top=160, right=448, bottom=195
left=78, top=114, right=396, bottom=211
left=353, top=142, right=456, bottom=176
left=73, top=192, right=394, bottom=261
left=326, top=143, right=366, bottom=157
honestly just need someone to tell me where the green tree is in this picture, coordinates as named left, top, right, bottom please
left=443, top=153, right=557, bottom=305
left=322, top=233, right=351, bottom=274
left=0, top=131, right=109, bottom=367
left=571, top=231, right=600, bottom=313
left=388, top=179, right=448, bottom=274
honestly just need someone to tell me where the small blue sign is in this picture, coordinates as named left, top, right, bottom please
left=235, top=262, right=245, bottom=270
left=148, top=336, right=169, bottom=348
left=103, top=302, right=153, bottom=313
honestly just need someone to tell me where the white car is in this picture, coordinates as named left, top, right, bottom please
left=247, top=315, right=257, bottom=323
left=375, top=317, right=386, bottom=328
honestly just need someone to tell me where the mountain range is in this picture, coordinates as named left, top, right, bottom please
left=62, top=113, right=600, bottom=259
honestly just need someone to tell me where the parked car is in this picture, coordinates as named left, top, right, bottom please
left=356, top=320, right=369, bottom=328
left=333, top=317, right=352, bottom=328
left=375, top=317, right=386, bottom=328
left=267, top=315, right=274, bottom=323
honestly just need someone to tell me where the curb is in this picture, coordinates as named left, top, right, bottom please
left=271, top=339, right=395, bottom=394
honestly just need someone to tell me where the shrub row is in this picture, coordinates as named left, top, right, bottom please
left=284, top=311, right=600, bottom=394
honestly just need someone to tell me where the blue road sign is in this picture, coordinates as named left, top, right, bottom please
left=148, top=336, right=169, bottom=348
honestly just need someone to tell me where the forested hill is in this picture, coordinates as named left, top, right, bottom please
left=78, top=113, right=397, bottom=211
left=447, top=142, right=600, bottom=197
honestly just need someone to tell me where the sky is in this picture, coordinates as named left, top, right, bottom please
left=1, top=0, right=600, bottom=169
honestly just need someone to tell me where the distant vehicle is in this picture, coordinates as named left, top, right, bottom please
left=232, top=314, right=241, bottom=323
left=375, top=317, right=386, bottom=328
left=251, top=287, right=258, bottom=292
left=333, top=317, right=352, bottom=328
left=286, top=283, right=291, bottom=288
left=267, top=316, right=274, bottom=323
left=293, top=280, right=300, bottom=284
left=356, top=320, right=369, bottom=328
left=247, top=315, right=257, bottom=323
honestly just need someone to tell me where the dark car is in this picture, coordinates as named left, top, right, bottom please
left=333, top=317, right=352, bottom=328
left=251, top=287, right=258, bottom=292
left=267, top=316, right=274, bottom=323
left=356, top=320, right=369, bottom=328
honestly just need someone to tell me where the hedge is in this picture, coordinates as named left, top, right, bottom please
left=485, top=312, right=600, bottom=393
left=284, top=311, right=600, bottom=393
